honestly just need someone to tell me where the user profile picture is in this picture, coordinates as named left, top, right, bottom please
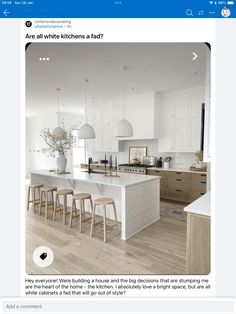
left=221, top=7, right=231, bottom=17
left=25, top=21, right=32, bottom=27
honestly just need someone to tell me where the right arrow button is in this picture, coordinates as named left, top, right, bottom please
left=192, top=52, right=198, bottom=61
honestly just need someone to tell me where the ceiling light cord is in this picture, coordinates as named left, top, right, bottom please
left=84, top=79, right=89, bottom=123
left=56, top=88, right=61, bottom=126
left=122, top=72, right=125, bottom=119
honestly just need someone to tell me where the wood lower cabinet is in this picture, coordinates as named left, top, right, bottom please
left=168, top=172, right=190, bottom=202
left=147, top=169, right=207, bottom=203
left=189, top=173, right=207, bottom=202
left=186, top=212, right=210, bottom=274
left=147, top=170, right=170, bottom=198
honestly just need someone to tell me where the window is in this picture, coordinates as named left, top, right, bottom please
left=72, top=130, right=85, bottom=167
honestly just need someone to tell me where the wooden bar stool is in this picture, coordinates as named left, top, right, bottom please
left=53, top=189, right=74, bottom=225
left=39, top=186, right=57, bottom=219
left=69, top=193, right=93, bottom=232
left=27, top=183, right=44, bottom=212
left=90, top=197, right=119, bottom=243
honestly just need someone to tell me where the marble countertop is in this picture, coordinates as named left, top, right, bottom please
left=81, top=163, right=207, bottom=175
left=147, top=167, right=207, bottom=174
left=184, top=191, right=211, bottom=216
left=31, top=169, right=160, bottom=188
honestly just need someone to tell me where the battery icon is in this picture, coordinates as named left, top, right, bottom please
left=227, top=1, right=234, bottom=4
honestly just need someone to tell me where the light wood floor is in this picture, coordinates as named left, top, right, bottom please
left=26, top=203, right=187, bottom=275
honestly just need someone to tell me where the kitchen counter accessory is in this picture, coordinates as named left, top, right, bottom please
left=164, top=157, right=171, bottom=169
left=143, top=156, right=156, bottom=166
left=156, top=157, right=163, bottom=168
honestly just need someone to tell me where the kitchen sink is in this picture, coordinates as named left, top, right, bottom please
left=82, top=170, right=104, bottom=174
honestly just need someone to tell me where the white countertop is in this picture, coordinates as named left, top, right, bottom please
left=31, top=169, right=160, bottom=188
left=184, top=191, right=211, bottom=216
left=147, top=167, right=207, bottom=174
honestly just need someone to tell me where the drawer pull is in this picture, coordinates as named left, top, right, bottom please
left=176, top=179, right=182, bottom=181
left=200, top=192, right=205, bottom=195
left=201, top=174, right=206, bottom=177
left=176, top=172, right=182, bottom=174
left=176, top=189, right=182, bottom=192
left=201, top=181, right=206, bottom=184
left=155, top=171, right=160, bottom=173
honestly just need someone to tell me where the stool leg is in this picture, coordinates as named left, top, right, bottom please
left=39, top=190, right=43, bottom=215
left=27, top=187, right=30, bottom=211
left=79, top=199, right=83, bottom=233
left=53, top=194, right=57, bottom=221
left=63, top=195, right=66, bottom=225
left=69, top=199, right=75, bottom=228
left=103, top=205, right=107, bottom=243
left=51, top=190, right=54, bottom=209
left=37, top=187, right=41, bottom=211
left=89, top=197, right=93, bottom=214
left=90, top=204, right=96, bottom=237
left=112, top=202, right=120, bottom=234
left=33, top=188, right=36, bottom=213
left=45, top=191, right=48, bottom=219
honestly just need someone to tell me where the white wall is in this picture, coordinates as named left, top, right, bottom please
left=25, top=112, right=83, bottom=178
left=88, top=139, right=196, bottom=169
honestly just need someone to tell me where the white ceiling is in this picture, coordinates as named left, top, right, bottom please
left=26, top=43, right=208, bottom=117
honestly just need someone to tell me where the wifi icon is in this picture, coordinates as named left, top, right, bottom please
left=209, top=1, right=214, bottom=4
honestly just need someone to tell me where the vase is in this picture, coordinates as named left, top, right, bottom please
left=56, top=154, right=67, bottom=174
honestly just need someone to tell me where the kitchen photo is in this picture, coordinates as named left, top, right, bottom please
left=25, top=42, right=211, bottom=275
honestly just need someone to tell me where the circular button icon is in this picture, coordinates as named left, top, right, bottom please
left=221, top=7, right=231, bottom=17
left=25, top=21, right=32, bottom=27
left=33, top=246, right=54, bottom=267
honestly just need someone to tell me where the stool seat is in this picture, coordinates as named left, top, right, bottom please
left=69, top=192, right=93, bottom=231
left=53, top=189, right=73, bottom=225
left=27, top=183, right=44, bottom=212
left=57, top=189, right=73, bottom=195
left=29, top=183, right=43, bottom=189
left=90, top=197, right=119, bottom=242
left=39, top=186, right=57, bottom=219
left=94, top=198, right=114, bottom=205
left=73, top=193, right=91, bottom=200
left=41, top=185, right=57, bottom=192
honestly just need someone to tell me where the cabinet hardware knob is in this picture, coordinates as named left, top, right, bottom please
left=201, top=181, right=206, bottom=184
left=176, top=189, right=181, bottom=192
left=176, top=179, right=182, bottom=181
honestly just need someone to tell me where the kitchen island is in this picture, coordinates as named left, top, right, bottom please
left=30, top=169, right=160, bottom=240
left=184, top=191, right=211, bottom=274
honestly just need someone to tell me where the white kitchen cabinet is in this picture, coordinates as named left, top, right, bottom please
left=114, top=92, right=159, bottom=140
left=203, top=47, right=211, bottom=162
left=158, top=86, right=204, bottom=153
left=87, top=102, right=119, bottom=153
left=158, top=120, right=172, bottom=152
left=172, top=119, right=189, bottom=151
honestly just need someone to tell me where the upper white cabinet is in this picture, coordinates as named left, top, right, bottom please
left=114, top=92, right=159, bottom=140
left=158, top=86, right=204, bottom=153
left=203, top=48, right=211, bottom=162
left=87, top=102, right=119, bottom=153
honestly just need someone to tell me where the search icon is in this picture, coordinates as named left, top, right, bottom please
left=186, top=9, right=193, bottom=16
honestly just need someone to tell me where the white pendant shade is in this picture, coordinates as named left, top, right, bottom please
left=78, top=123, right=95, bottom=139
left=115, top=119, right=133, bottom=137
left=52, top=126, right=66, bottom=139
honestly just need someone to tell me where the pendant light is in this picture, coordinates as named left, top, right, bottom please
left=78, top=79, right=95, bottom=139
left=52, top=88, right=66, bottom=139
left=115, top=66, right=133, bottom=137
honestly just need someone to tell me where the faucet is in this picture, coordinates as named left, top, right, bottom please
left=88, top=157, right=93, bottom=174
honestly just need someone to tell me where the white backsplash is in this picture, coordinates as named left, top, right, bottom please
left=87, top=139, right=196, bottom=169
